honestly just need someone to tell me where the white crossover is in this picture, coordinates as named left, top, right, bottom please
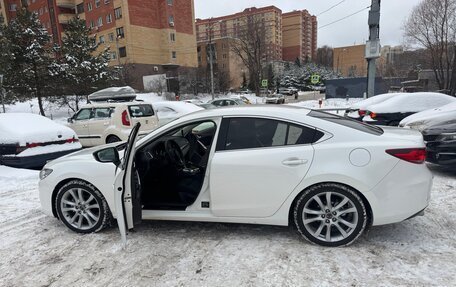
left=39, top=106, right=433, bottom=247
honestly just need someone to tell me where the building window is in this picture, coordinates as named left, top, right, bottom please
left=44, top=6, right=48, bottom=13
left=171, top=51, right=177, bottom=59
left=223, top=54, right=227, bottom=59
left=106, top=14, right=112, bottom=24
left=170, top=32, right=175, bottom=42
left=9, top=4, right=17, bottom=11
left=119, top=47, right=127, bottom=58
left=110, top=52, right=117, bottom=60
left=87, top=2, right=92, bottom=11
left=99, top=35, right=105, bottom=43
left=167, top=0, right=173, bottom=5
left=114, top=7, right=122, bottom=19
left=76, top=3, right=84, bottom=14
left=116, top=27, right=124, bottom=38
left=104, top=0, right=110, bottom=4
left=39, top=7, right=43, bottom=15
left=89, top=20, right=95, bottom=28
left=168, top=15, right=174, bottom=26
left=95, top=0, right=101, bottom=8
left=97, top=16, right=103, bottom=27
left=108, top=33, right=114, bottom=42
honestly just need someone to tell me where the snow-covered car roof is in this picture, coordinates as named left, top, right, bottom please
left=349, top=93, right=403, bottom=110
left=0, top=113, right=78, bottom=146
left=365, top=92, right=456, bottom=114
left=400, top=101, right=456, bottom=130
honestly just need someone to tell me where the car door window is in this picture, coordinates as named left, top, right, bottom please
left=94, top=108, right=112, bottom=119
left=219, top=118, right=323, bottom=151
left=75, top=109, right=92, bottom=121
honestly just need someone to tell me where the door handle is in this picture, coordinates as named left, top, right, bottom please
left=282, top=158, right=308, bottom=166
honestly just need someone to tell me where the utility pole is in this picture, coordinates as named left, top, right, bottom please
left=208, top=18, right=215, bottom=100
left=366, top=0, right=381, bottom=98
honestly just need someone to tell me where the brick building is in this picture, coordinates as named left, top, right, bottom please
left=1, top=0, right=198, bottom=90
left=282, top=10, right=317, bottom=63
left=333, top=44, right=368, bottom=78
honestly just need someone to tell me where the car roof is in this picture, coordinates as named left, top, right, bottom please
left=80, top=101, right=152, bottom=108
left=176, top=105, right=311, bottom=121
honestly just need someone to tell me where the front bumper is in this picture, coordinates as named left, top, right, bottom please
left=426, top=140, right=456, bottom=166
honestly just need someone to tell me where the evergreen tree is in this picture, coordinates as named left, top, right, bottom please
left=2, top=8, right=54, bottom=116
left=53, top=17, right=112, bottom=111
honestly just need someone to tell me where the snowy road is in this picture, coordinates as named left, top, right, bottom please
left=0, top=166, right=455, bottom=287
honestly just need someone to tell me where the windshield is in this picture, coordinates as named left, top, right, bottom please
left=309, top=110, right=384, bottom=136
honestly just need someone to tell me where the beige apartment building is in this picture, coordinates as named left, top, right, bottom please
left=282, top=10, right=317, bottom=63
left=333, top=44, right=368, bottom=77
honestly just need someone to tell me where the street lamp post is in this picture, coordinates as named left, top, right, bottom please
left=208, top=18, right=215, bottom=100
left=0, top=74, right=5, bottom=113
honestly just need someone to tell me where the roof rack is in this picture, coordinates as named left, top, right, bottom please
left=88, top=86, right=137, bottom=103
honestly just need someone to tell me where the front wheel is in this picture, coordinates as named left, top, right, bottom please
left=55, top=180, right=112, bottom=233
left=293, top=183, right=367, bottom=247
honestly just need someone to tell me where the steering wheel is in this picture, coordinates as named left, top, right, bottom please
left=164, top=139, right=186, bottom=168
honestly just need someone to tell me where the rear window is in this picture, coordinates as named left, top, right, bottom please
left=128, top=104, right=155, bottom=118
left=309, top=110, right=384, bottom=136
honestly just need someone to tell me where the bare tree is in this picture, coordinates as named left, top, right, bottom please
left=145, top=74, right=167, bottom=96
left=231, top=14, right=267, bottom=96
left=316, top=46, right=334, bottom=68
left=404, top=0, right=456, bottom=95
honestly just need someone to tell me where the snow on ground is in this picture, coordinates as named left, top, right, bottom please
left=0, top=165, right=455, bottom=286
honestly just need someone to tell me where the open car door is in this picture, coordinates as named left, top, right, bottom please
left=113, top=123, right=141, bottom=245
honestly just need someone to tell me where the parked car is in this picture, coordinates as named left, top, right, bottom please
left=183, top=99, right=204, bottom=105
left=279, top=87, right=298, bottom=96
left=399, top=102, right=456, bottom=131
left=0, top=113, right=81, bottom=169
left=265, top=93, right=286, bottom=104
left=153, top=101, right=203, bottom=126
left=196, top=103, right=217, bottom=109
left=345, top=93, right=401, bottom=121
left=422, top=119, right=456, bottom=166
left=363, top=92, right=456, bottom=126
left=39, top=106, right=432, bottom=247
left=209, top=98, right=247, bottom=107
left=67, top=101, right=159, bottom=147
left=229, top=95, right=252, bottom=104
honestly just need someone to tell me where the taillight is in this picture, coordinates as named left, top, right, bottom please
left=369, top=112, right=377, bottom=119
left=66, top=137, right=79, bottom=143
left=358, top=110, right=366, bottom=117
left=26, top=142, right=41, bottom=148
left=122, top=110, right=131, bottom=126
left=16, top=145, right=28, bottom=154
left=386, top=148, right=426, bottom=164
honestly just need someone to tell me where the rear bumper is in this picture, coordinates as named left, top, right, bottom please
left=0, top=149, right=81, bottom=169
left=368, top=160, right=433, bottom=226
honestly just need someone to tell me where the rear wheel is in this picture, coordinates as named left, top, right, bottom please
left=293, top=183, right=367, bottom=247
left=55, top=180, right=111, bottom=233
left=106, top=135, right=121, bottom=144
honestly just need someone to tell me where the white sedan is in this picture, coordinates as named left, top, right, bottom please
left=39, top=106, right=432, bottom=247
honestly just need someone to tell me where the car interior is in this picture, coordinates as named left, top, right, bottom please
left=135, top=121, right=217, bottom=210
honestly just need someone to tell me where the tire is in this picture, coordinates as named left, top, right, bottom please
left=55, top=180, right=112, bottom=234
left=106, top=135, right=121, bottom=144
left=293, top=183, right=367, bottom=247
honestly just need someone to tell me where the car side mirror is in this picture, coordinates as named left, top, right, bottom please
left=94, top=147, right=120, bottom=166
left=67, top=117, right=73, bottom=123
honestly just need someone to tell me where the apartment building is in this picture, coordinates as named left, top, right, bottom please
left=282, top=10, right=317, bottom=63
left=2, top=0, right=198, bottom=90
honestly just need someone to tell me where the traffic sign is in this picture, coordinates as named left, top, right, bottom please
left=261, top=79, right=268, bottom=88
left=310, top=74, right=320, bottom=85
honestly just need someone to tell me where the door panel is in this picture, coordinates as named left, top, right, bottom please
left=114, top=123, right=141, bottom=244
left=70, top=108, right=92, bottom=146
left=90, top=108, right=113, bottom=145
left=210, top=146, right=314, bottom=217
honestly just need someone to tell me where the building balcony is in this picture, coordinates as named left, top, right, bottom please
left=58, top=13, right=75, bottom=24
left=56, top=0, right=76, bottom=9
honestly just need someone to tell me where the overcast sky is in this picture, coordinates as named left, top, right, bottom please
left=194, top=0, right=422, bottom=48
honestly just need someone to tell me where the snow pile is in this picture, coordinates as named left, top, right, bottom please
left=400, top=102, right=456, bottom=130
left=367, top=92, right=456, bottom=113
left=0, top=113, right=78, bottom=146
